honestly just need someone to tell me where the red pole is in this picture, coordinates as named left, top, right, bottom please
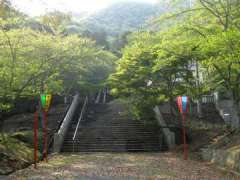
left=43, top=110, right=48, bottom=162
left=187, top=102, right=190, bottom=128
left=182, top=113, right=188, bottom=160
left=187, top=102, right=190, bottom=159
left=34, top=111, right=38, bottom=169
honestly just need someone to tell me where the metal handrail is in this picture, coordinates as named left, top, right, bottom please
left=103, top=88, right=107, bottom=104
left=72, top=96, right=88, bottom=152
left=95, top=89, right=102, bottom=104
left=202, top=95, right=215, bottom=104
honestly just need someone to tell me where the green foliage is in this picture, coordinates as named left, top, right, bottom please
left=40, top=11, right=72, bottom=34
left=200, top=29, right=240, bottom=102
left=82, top=2, right=164, bottom=37
left=82, top=29, right=109, bottom=49
left=110, top=0, right=240, bottom=120
left=109, top=27, right=200, bottom=118
left=0, top=0, right=23, bottom=19
left=0, top=16, right=116, bottom=110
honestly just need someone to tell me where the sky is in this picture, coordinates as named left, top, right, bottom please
left=11, top=0, right=158, bottom=16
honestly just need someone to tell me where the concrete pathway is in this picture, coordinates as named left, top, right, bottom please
left=8, top=153, right=239, bottom=180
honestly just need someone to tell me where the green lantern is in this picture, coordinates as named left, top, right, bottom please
left=40, top=94, right=47, bottom=109
left=40, top=94, right=52, bottom=111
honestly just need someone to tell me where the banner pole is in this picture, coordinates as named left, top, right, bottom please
left=187, top=100, right=190, bottom=128
left=34, top=111, right=38, bottom=169
left=43, top=110, right=48, bottom=162
left=183, top=113, right=188, bottom=160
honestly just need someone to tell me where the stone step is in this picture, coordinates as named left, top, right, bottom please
left=62, top=142, right=161, bottom=146
left=63, top=144, right=161, bottom=148
left=64, top=137, right=160, bottom=141
left=66, top=129, right=159, bottom=132
left=73, top=121, right=148, bottom=123
left=63, top=144, right=160, bottom=147
left=61, top=148, right=162, bottom=152
left=64, top=138, right=160, bottom=141
left=69, top=128, right=158, bottom=132
left=62, top=145, right=162, bottom=149
left=68, top=127, right=159, bottom=130
left=83, top=124, right=157, bottom=126
left=65, top=134, right=159, bottom=140
left=66, top=131, right=159, bottom=134
left=65, top=134, right=159, bottom=137
left=64, top=139, right=160, bottom=142
left=87, top=119, right=143, bottom=122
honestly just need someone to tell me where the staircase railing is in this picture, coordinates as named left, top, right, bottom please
left=95, top=88, right=108, bottom=104
left=95, top=89, right=102, bottom=104
left=202, top=95, right=215, bottom=104
left=103, top=88, right=107, bottom=104
left=72, top=96, right=88, bottom=152
left=53, top=93, right=80, bottom=153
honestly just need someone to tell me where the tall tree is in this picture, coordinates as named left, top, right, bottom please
left=40, top=11, right=72, bottom=34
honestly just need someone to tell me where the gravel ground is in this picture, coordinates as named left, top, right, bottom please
left=7, top=152, right=240, bottom=180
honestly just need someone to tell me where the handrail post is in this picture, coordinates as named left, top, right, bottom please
left=95, top=90, right=102, bottom=104
left=103, top=88, right=107, bottom=104
left=73, top=140, right=75, bottom=153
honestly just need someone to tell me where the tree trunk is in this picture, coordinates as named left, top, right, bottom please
left=0, top=115, right=7, bottom=144
left=195, top=60, right=203, bottom=119
left=229, top=89, right=240, bottom=129
left=169, top=95, right=174, bottom=116
left=231, top=101, right=240, bottom=129
left=197, top=99, right=203, bottom=119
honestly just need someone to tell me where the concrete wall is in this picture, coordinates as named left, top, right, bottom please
left=153, top=106, right=175, bottom=149
left=201, top=147, right=240, bottom=173
left=214, top=92, right=239, bottom=128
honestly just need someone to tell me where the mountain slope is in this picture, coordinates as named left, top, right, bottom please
left=78, top=2, right=164, bottom=36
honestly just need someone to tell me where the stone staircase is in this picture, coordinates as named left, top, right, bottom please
left=61, top=101, right=163, bottom=152
left=201, top=103, right=224, bottom=124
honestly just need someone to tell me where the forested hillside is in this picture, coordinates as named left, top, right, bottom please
left=64, top=1, right=165, bottom=53
left=74, top=1, right=190, bottom=53
left=80, top=1, right=163, bottom=37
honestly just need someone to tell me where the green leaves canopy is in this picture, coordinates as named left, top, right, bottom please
left=109, top=0, right=240, bottom=121
left=0, top=18, right=117, bottom=110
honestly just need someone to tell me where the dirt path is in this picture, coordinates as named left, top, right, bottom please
left=8, top=153, right=239, bottom=180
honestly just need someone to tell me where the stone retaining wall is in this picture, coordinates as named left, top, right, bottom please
left=201, top=146, right=240, bottom=173
left=153, top=106, right=175, bottom=149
